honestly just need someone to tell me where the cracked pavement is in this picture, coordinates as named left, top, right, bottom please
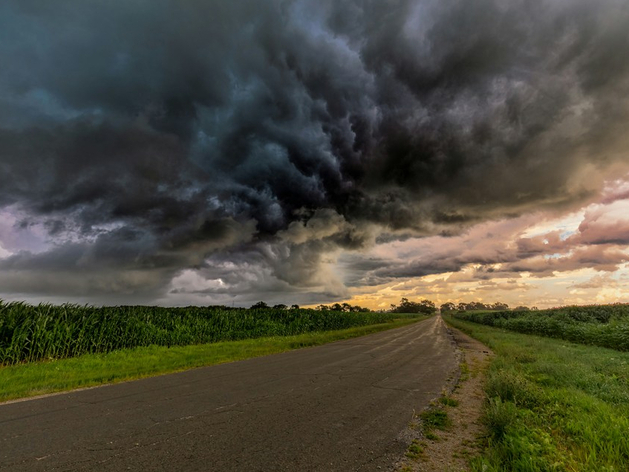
left=0, top=316, right=458, bottom=471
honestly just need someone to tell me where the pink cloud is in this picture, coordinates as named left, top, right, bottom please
left=356, top=180, right=629, bottom=286
left=505, top=246, right=628, bottom=277
left=571, top=205, right=629, bottom=245
left=570, top=274, right=618, bottom=290
left=601, top=177, right=629, bottom=204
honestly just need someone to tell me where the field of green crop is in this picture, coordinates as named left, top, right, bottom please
left=0, top=301, right=414, bottom=365
left=453, top=304, right=629, bottom=351
left=0, top=319, right=424, bottom=402
left=446, top=315, right=629, bottom=472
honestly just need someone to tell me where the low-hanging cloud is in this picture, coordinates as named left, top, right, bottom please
left=1, top=0, right=629, bottom=304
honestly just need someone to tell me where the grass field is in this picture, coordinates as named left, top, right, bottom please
left=0, top=300, right=418, bottom=365
left=453, top=304, right=629, bottom=352
left=0, top=317, right=424, bottom=403
left=445, top=315, right=629, bottom=472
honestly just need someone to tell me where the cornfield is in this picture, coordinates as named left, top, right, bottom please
left=0, top=301, right=414, bottom=365
left=453, top=304, right=629, bottom=351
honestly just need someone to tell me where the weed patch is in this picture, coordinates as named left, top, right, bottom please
left=439, top=396, right=460, bottom=407
left=420, top=407, right=451, bottom=430
left=484, top=397, right=517, bottom=441
left=405, top=440, right=425, bottom=460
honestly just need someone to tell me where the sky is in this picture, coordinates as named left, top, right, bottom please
left=0, top=0, right=628, bottom=309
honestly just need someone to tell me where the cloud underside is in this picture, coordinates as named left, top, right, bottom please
left=0, top=0, right=628, bottom=304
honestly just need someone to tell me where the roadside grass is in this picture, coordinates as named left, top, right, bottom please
left=453, top=304, right=629, bottom=352
left=405, top=439, right=425, bottom=460
left=439, top=396, right=460, bottom=407
left=0, top=318, right=424, bottom=403
left=445, top=316, right=629, bottom=472
left=420, top=406, right=452, bottom=430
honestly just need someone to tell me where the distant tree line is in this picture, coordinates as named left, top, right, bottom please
left=315, top=303, right=371, bottom=312
left=250, top=301, right=302, bottom=310
left=439, top=301, right=538, bottom=312
left=249, top=301, right=371, bottom=312
left=247, top=299, right=538, bottom=314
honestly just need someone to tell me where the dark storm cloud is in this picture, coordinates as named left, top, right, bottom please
left=1, top=0, right=629, bottom=303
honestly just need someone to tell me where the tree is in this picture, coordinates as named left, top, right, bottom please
left=273, top=304, right=288, bottom=310
left=419, top=299, right=436, bottom=314
left=390, top=298, right=436, bottom=314
left=291, top=304, right=300, bottom=310
left=468, top=301, right=487, bottom=311
left=250, top=301, right=268, bottom=309
left=491, top=302, right=509, bottom=311
left=440, top=302, right=456, bottom=313
left=315, top=302, right=370, bottom=313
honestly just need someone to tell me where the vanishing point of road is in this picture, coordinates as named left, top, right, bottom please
left=1, top=315, right=459, bottom=471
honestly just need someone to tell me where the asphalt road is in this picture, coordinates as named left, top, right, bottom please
left=0, top=315, right=459, bottom=471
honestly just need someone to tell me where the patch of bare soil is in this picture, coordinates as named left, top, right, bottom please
left=398, top=326, right=493, bottom=472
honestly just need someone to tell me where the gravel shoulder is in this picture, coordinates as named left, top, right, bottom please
left=398, top=325, right=493, bottom=472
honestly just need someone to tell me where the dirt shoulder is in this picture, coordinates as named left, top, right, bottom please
left=399, top=325, right=493, bottom=472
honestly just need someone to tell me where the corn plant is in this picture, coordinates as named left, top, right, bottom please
left=0, top=300, right=416, bottom=365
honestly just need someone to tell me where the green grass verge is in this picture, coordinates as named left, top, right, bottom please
left=0, top=317, right=424, bottom=403
left=453, top=304, right=629, bottom=352
left=445, top=316, right=629, bottom=472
